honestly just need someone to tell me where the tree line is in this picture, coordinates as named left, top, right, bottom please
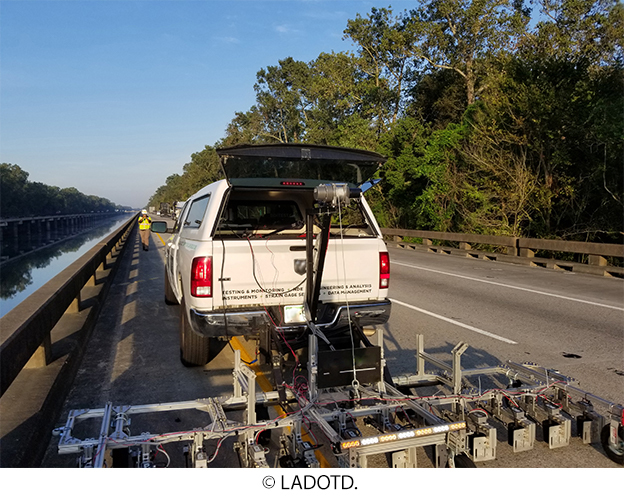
left=149, top=0, right=623, bottom=244
left=1, top=163, right=125, bottom=218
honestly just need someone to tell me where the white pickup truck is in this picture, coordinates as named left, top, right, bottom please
left=152, top=144, right=391, bottom=366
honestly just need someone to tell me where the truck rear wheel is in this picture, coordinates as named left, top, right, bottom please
left=179, top=298, right=210, bottom=366
left=164, top=269, right=178, bottom=305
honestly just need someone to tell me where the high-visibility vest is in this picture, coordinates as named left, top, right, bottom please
left=139, top=216, right=151, bottom=230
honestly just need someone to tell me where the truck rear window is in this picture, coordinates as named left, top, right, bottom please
left=215, top=198, right=377, bottom=239
left=219, top=200, right=303, bottom=231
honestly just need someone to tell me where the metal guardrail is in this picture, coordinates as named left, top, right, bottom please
left=381, top=228, right=624, bottom=278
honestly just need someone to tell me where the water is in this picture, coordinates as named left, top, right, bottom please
left=0, top=214, right=134, bottom=317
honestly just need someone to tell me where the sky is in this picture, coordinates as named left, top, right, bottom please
left=1, top=0, right=418, bottom=209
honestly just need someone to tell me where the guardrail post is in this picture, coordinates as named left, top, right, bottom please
left=87, top=273, right=96, bottom=286
left=459, top=242, right=471, bottom=250
left=67, top=296, right=81, bottom=313
left=423, top=238, right=432, bottom=246
left=416, top=334, right=425, bottom=378
left=519, top=247, right=534, bottom=258
left=25, top=332, right=52, bottom=368
left=588, top=255, right=607, bottom=266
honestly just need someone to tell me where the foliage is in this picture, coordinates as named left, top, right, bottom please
left=343, top=7, right=420, bottom=131
left=407, top=0, right=530, bottom=105
left=149, top=0, right=623, bottom=244
left=147, top=146, right=223, bottom=208
left=0, top=163, right=121, bottom=218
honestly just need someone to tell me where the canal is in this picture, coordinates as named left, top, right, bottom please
left=0, top=213, right=135, bottom=317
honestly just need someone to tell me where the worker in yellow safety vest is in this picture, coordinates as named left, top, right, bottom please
left=138, top=209, right=152, bottom=251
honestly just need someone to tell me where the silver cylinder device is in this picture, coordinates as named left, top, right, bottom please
left=314, top=183, right=352, bottom=209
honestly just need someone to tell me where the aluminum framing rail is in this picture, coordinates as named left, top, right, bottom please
left=53, top=334, right=624, bottom=468
left=391, top=334, right=624, bottom=429
left=388, top=334, right=624, bottom=463
left=54, top=350, right=300, bottom=467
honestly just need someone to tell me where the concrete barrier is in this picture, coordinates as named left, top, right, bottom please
left=381, top=228, right=624, bottom=278
left=0, top=214, right=138, bottom=466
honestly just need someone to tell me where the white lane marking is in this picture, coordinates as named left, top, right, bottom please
left=393, top=261, right=624, bottom=311
left=391, top=298, right=518, bottom=344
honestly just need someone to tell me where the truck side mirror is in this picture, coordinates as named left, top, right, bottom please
left=150, top=221, right=170, bottom=233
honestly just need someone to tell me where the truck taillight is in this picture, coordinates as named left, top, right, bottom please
left=191, top=256, right=212, bottom=297
left=380, top=252, right=390, bottom=289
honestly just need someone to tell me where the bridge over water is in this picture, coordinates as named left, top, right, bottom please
left=1, top=215, right=622, bottom=468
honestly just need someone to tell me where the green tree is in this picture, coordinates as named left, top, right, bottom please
left=490, top=0, right=624, bottom=239
left=222, top=108, right=268, bottom=146
left=1, top=163, right=30, bottom=217
left=180, top=146, right=222, bottom=194
left=406, top=68, right=467, bottom=129
left=408, top=0, right=529, bottom=105
left=148, top=146, right=223, bottom=207
left=527, top=0, right=623, bottom=64
left=153, top=0, right=622, bottom=244
left=304, top=51, right=367, bottom=145
left=458, top=104, right=544, bottom=236
left=1, top=163, right=119, bottom=217
left=253, top=57, right=312, bottom=143
left=344, top=7, right=419, bottom=132
left=60, top=187, right=88, bottom=213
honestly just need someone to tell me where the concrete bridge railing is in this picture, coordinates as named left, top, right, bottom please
left=381, top=228, right=624, bottom=278
left=0, top=214, right=138, bottom=466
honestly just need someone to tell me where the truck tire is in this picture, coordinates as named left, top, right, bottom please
left=179, top=298, right=210, bottom=366
left=164, top=269, right=178, bottom=305
left=600, top=424, right=624, bottom=465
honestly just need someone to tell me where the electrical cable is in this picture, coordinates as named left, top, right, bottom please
left=206, top=437, right=227, bottom=464
left=220, top=238, right=230, bottom=345
left=246, top=236, right=306, bottom=295
left=156, top=444, right=171, bottom=468
left=221, top=236, right=255, bottom=365
left=216, top=198, right=259, bottom=366
left=265, top=236, right=280, bottom=293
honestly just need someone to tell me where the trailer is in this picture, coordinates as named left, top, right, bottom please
left=52, top=183, right=624, bottom=468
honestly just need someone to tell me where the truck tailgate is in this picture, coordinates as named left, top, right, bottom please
left=212, top=237, right=385, bottom=309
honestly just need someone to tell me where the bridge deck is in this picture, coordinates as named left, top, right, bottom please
left=2, top=222, right=621, bottom=468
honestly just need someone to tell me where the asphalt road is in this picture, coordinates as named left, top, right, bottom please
left=384, top=245, right=623, bottom=468
left=385, top=246, right=624, bottom=404
left=41, top=224, right=624, bottom=468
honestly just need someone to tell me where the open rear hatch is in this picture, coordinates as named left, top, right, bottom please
left=211, top=144, right=388, bottom=316
left=216, top=143, right=385, bottom=189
